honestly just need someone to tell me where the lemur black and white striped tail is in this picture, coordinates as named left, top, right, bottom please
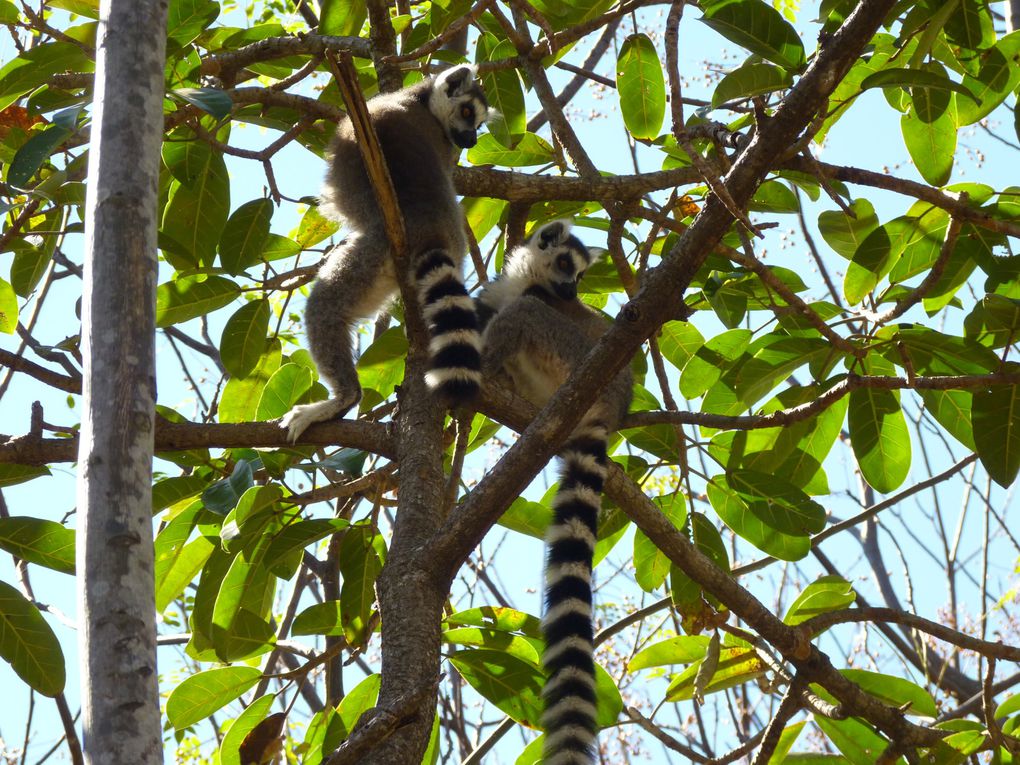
left=542, top=422, right=609, bottom=765
left=415, top=248, right=483, bottom=403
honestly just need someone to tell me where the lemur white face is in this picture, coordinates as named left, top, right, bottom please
left=429, top=65, right=491, bottom=149
left=529, top=220, right=593, bottom=301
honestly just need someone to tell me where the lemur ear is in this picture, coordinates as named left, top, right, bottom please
left=535, top=219, right=573, bottom=250
left=436, top=65, right=477, bottom=97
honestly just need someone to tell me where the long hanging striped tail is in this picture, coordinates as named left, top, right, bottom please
left=542, top=423, right=609, bottom=765
left=415, top=248, right=483, bottom=403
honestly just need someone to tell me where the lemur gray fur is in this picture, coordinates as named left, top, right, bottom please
left=281, top=65, right=489, bottom=441
left=477, top=220, right=633, bottom=765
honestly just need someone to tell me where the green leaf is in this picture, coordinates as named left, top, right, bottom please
left=712, top=63, right=792, bottom=107
left=700, top=0, right=805, bottom=71
left=633, top=494, right=687, bottom=591
left=616, top=33, right=666, bottom=140
left=0, top=580, right=65, bottom=696
left=166, top=666, right=261, bottom=729
left=477, top=35, right=526, bottom=146
left=153, top=475, right=208, bottom=512
left=680, top=328, right=752, bottom=400
left=174, top=87, right=233, bottom=120
left=0, top=0, right=19, bottom=22
left=628, top=635, right=710, bottom=670
left=466, top=133, right=555, bottom=167
left=339, top=526, right=383, bottom=647
left=707, top=478, right=809, bottom=560
left=861, top=68, right=978, bottom=103
left=848, top=388, right=911, bottom=493
left=219, top=693, right=276, bottom=765
left=256, top=363, right=313, bottom=421
left=0, top=42, right=92, bottom=112
left=996, top=693, right=1020, bottom=718
left=958, top=32, right=1020, bottom=125
left=219, top=340, right=281, bottom=423
left=944, top=0, right=994, bottom=50
left=6, top=126, right=72, bottom=188
left=293, top=205, right=340, bottom=248
left=0, top=464, right=49, bottom=488
left=357, top=327, right=408, bottom=403
left=657, top=321, right=704, bottom=371
left=728, top=469, right=826, bottom=535
left=972, top=371, right=1020, bottom=487
left=0, top=278, right=18, bottom=333
left=443, top=627, right=541, bottom=666
left=815, top=716, right=890, bottom=764
left=919, top=389, right=975, bottom=451
left=818, top=199, right=879, bottom=260
left=202, top=460, right=255, bottom=515
left=161, top=141, right=230, bottom=268
left=840, top=669, right=937, bottom=717
left=220, top=300, right=271, bottom=379
left=320, top=0, right=366, bottom=36
left=10, top=242, right=53, bottom=298
left=156, top=275, right=239, bottom=327
left=666, top=646, right=765, bottom=701
left=0, top=518, right=75, bottom=574
left=167, top=0, right=220, bottom=48
left=47, top=0, right=98, bottom=17
left=156, top=528, right=215, bottom=612
left=292, top=601, right=344, bottom=637
left=783, top=575, right=855, bottom=626
left=901, top=89, right=957, bottom=187
left=263, top=518, right=348, bottom=576
left=219, top=199, right=274, bottom=274
left=449, top=648, right=544, bottom=728
left=845, top=217, right=918, bottom=305
left=446, top=606, right=542, bottom=638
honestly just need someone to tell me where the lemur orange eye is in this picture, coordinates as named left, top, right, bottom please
left=460, top=105, right=473, bottom=119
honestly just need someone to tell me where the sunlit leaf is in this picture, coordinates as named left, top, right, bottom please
left=0, top=580, right=65, bottom=696
left=616, top=33, right=666, bottom=140
left=0, top=517, right=75, bottom=574
left=166, top=666, right=261, bottom=729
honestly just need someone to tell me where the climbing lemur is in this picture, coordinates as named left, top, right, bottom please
left=281, top=66, right=489, bottom=441
left=478, top=220, right=633, bottom=764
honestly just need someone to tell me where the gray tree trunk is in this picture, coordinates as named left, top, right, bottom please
left=1008, top=0, right=1020, bottom=32
left=75, top=1, right=169, bottom=762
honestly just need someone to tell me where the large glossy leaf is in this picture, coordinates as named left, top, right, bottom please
left=161, top=142, right=230, bottom=268
left=972, top=370, right=1020, bottom=487
left=845, top=216, right=922, bottom=305
left=728, top=470, right=826, bottom=535
left=665, top=646, right=765, bottom=701
left=901, top=86, right=957, bottom=187
left=818, top=199, right=879, bottom=260
left=861, top=68, right=977, bottom=103
left=6, top=125, right=72, bottom=187
left=616, top=33, right=665, bottom=140
left=0, top=464, right=49, bottom=488
left=633, top=494, right=687, bottom=591
left=680, top=328, right=752, bottom=400
left=466, top=133, right=555, bottom=167
left=339, top=526, right=383, bottom=647
left=958, top=31, right=1020, bottom=125
left=292, top=601, right=344, bottom=637
left=220, top=300, right=271, bottom=379
left=707, top=478, right=809, bottom=560
left=657, top=321, right=705, bottom=372
left=712, top=63, right=792, bottom=107
left=263, top=518, right=348, bottom=577
left=848, top=388, right=911, bottom=493
left=0, top=42, right=92, bottom=111
left=219, top=340, right=281, bottom=423
left=628, top=635, right=711, bottom=670
left=156, top=274, right=239, bottom=327
left=0, top=517, right=75, bottom=574
left=219, top=693, right=276, bottom=765
left=840, top=669, right=937, bottom=717
left=319, top=0, right=366, bottom=35
left=443, top=627, right=542, bottom=666
left=219, top=199, right=273, bottom=274
left=166, top=666, right=262, bottom=729
left=783, top=576, right=856, bottom=626
left=167, top=0, right=220, bottom=48
left=449, top=648, right=544, bottom=728
left=815, top=715, right=890, bottom=765
left=255, top=364, right=314, bottom=420
left=446, top=606, right=543, bottom=638
left=0, top=580, right=65, bottom=696
left=699, top=0, right=805, bottom=71
left=0, top=277, right=17, bottom=333
left=477, top=35, right=526, bottom=146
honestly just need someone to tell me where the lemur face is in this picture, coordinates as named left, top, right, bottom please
left=530, top=220, right=593, bottom=301
left=429, top=66, right=491, bottom=149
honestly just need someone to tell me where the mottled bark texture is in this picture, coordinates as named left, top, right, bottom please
left=75, top=1, right=169, bottom=763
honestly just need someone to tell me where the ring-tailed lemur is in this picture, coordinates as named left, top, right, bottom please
left=478, top=220, right=633, bottom=764
left=281, top=66, right=489, bottom=441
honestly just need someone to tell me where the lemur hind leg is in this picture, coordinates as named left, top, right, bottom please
left=281, top=232, right=397, bottom=442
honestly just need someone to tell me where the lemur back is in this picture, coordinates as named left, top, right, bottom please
left=478, top=221, right=632, bottom=764
left=281, top=66, right=488, bottom=441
